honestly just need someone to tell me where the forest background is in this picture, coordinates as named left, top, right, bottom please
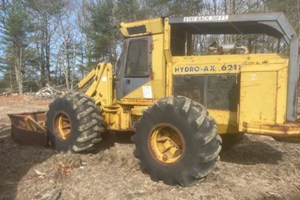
left=0, top=0, right=298, bottom=94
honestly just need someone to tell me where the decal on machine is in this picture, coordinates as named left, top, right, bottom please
left=142, top=86, right=153, bottom=99
left=173, top=64, right=242, bottom=74
left=183, top=15, right=229, bottom=22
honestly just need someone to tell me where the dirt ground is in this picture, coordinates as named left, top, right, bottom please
left=0, top=95, right=300, bottom=200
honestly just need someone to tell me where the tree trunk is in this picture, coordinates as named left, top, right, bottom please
left=9, top=71, right=13, bottom=91
left=46, top=27, right=51, bottom=84
left=19, top=48, right=23, bottom=94
left=71, top=42, right=76, bottom=90
left=37, top=42, right=46, bottom=87
left=297, top=0, right=300, bottom=37
left=213, top=0, right=217, bottom=15
left=80, top=44, right=84, bottom=79
left=15, top=47, right=23, bottom=94
left=64, top=41, right=70, bottom=90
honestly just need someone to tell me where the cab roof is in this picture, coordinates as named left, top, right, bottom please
left=169, top=12, right=296, bottom=42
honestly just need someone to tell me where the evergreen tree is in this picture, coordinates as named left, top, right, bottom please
left=80, top=0, right=115, bottom=68
left=0, top=0, right=33, bottom=94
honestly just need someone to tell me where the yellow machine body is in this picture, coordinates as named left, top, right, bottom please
left=78, top=14, right=300, bottom=138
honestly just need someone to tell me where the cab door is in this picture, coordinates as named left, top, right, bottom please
left=116, top=36, right=152, bottom=100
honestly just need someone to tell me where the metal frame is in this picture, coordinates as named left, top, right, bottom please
left=169, top=12, right=299, bottom=122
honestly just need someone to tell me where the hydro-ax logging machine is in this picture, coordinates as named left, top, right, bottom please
left=45, top=12, right=299, bottom=186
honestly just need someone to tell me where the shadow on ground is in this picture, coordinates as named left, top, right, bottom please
left=91, top=131, right=134, bottom=153
left=220, top=136, right=283, bottom=165
left=97, top=131, right=284, bottom=166
left=0, top=125, right=55, bottom=200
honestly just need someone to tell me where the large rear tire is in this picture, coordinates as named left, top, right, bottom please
left=132, top=96, right=222, bottom=186
left=46, top=92, right=105, bottom=153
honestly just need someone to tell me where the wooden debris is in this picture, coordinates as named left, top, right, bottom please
left=35, top=84, right=63, bottom=99
left=34, top=169, right=46, bottom=177
left=56, top=158, right=82, bottom=177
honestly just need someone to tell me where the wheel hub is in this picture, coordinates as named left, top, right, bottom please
left=54, top=112, right=71, bottom=140
left=148, top=124, right=184, bottom=164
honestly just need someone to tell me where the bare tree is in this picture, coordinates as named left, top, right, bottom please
left=27, top=0, right=66, bottom=87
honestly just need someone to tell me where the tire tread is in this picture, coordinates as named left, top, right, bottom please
left=46, top=92, right=105, bottom=153
left=133, top=96, right=222, bottom=186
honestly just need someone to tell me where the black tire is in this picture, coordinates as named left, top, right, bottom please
left=132, top=96, right=222, bottom=186
left=221, top=133, right=245, bottom=151
left=46, top=92, right=105, bottom=153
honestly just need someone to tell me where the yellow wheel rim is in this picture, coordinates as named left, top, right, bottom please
left=148, top=124, right=185, bottom=165
left=54, top=112, right=71, bottom=140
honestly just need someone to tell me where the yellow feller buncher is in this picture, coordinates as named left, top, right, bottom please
left=9, top=12, right=300, bottom=186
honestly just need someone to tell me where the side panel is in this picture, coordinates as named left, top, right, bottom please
left=240, top=71, right=277, bottom=124
left=84, top=63, right=113, bottom=107
left=239, top=64, right=288, bottom=131
left=171, top=54, right=288, bottom=134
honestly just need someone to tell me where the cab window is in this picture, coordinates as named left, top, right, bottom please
left=125, top=39, right=150, bottom=77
